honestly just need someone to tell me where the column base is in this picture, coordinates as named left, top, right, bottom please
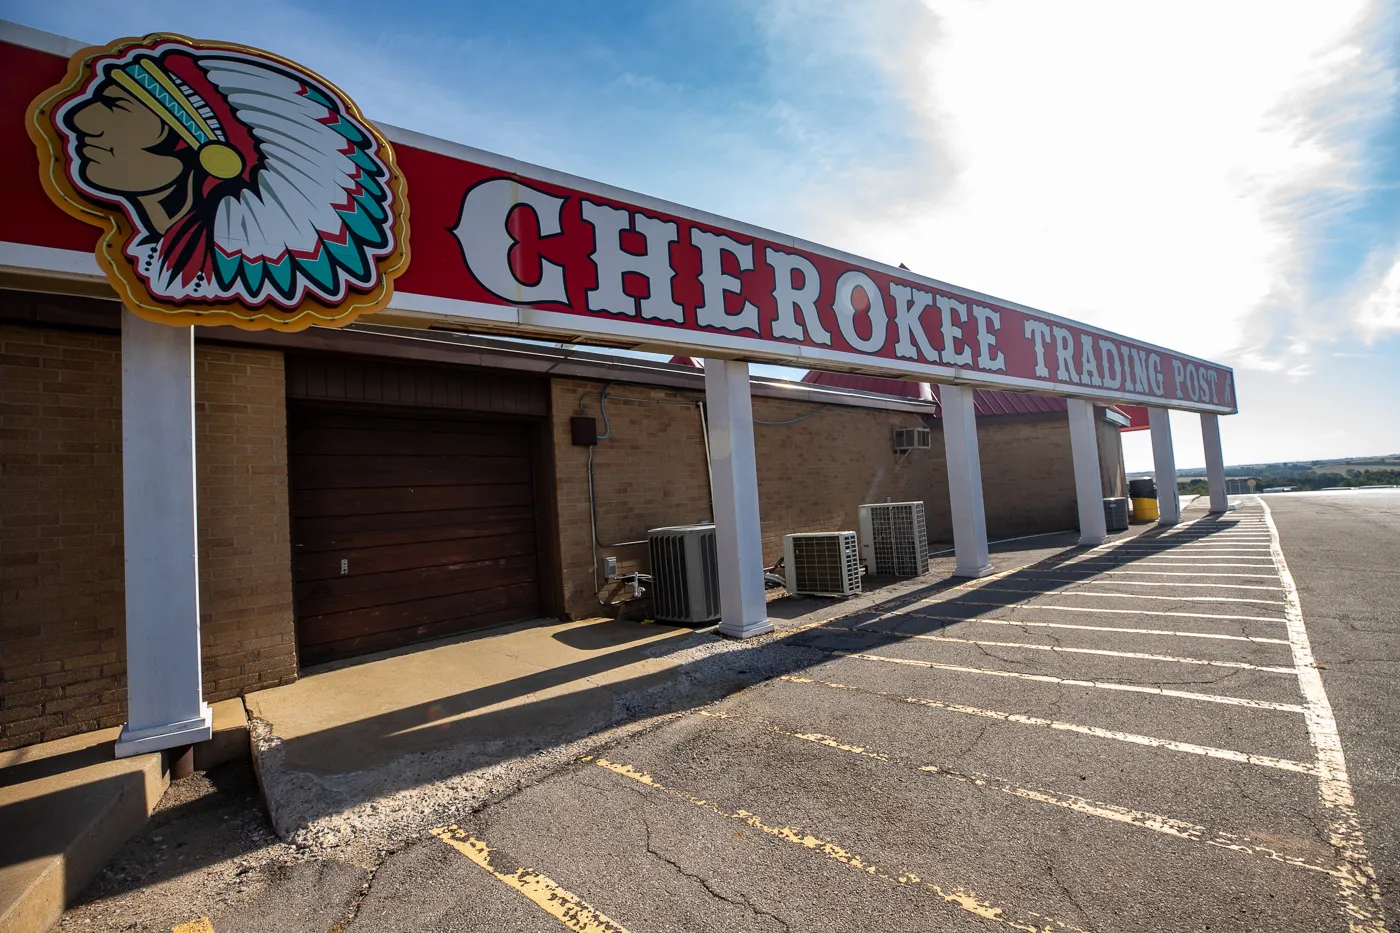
left=1078, top=534, right=1109, bottom=547
left=717, top=618, right=775, bottom=639
left=953, top=563, right=994, bottom=579
left=115, top=702, right=213, bottom=759
left=1156, top=518, right=1179, bottom=527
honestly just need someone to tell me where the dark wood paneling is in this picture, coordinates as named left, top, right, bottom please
left=289, top=401, right=543, bottom=665
left=286, top=355, right=548, bottom=416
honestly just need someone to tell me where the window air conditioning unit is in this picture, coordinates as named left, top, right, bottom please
left=783, top=531, right=861, bottom=597
left=893, top=427, right=932, bottom=452
left=858, top=501, right=930, bottom=576
left=648, top=523, right=721, bottom=625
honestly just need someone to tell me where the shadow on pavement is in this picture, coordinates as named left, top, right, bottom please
left=71, top=511, right=1250, bottom=895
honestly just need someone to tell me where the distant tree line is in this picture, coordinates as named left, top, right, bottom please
left=1179, top=469, right=1400, bottom=495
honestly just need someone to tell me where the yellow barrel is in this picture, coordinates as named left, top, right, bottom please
left=1131, top=496, right=1159, bottom=522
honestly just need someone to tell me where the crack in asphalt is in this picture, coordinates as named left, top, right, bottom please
left=636, top=802, right=793, bottom=932
left=1046, top=858, right=1097, bottom=932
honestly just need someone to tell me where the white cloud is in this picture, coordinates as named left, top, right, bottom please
left=786, top=0, right=1387, bottom=370
left=1352, top=249, right=1400, bottom=339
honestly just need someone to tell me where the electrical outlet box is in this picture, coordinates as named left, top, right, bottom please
left=571, top=416, right=598, bottom=446
left=603, top=556, right=618, bottom=579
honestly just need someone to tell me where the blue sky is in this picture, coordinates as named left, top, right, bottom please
left=5, top=0, right=1398, bottom=471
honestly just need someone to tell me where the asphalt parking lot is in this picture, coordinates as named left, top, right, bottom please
left=62, top=491, right=1399, bottom=932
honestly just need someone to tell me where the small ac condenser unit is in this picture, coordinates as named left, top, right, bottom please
left=893, top=427, right=932, bottom=452
left=784, top=531, right=861, bottom=596
left=648, top=523, right=721, bottom=625
left=858, top=501, right=929, bottom=576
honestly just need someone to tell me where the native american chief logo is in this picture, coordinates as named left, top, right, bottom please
left=28, top=34, right=409, bottom=330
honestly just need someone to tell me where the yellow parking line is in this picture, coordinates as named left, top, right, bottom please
left=171, top=919, right=215, bottom=933
left=587, top=756, right=1089, bottom=933
left=430, top=827, right=631, bottom=933
left=699, top=710, right=1342, bottom=878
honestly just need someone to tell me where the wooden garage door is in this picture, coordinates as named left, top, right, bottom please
left=289, top=404, right=541, bottom=666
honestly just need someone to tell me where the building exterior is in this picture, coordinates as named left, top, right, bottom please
left=1, top=22, right=1233, bottom=760
left=0, top=289, right=1127, bottom=750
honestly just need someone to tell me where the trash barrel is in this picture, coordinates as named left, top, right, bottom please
left=1127, top=477, right=1157, bottom=498
left=1103, top=497, right=1129, bottom=532
left=1131, top=496, right=1160, bottom=522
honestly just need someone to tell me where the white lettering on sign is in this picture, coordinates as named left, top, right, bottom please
left=971, top=305, right=1005, bottom=372
left=1079, top=333, right=1103, bottom=387
left=936, top=295, right=973, bottom=367
left=1052, top=325, right=1079, bottom=384
left=766, top=247, right=831, bottom=345
left=1025, top=319, right=1053, bottom=378
left=832, top=270, right=888, bottom=353
left=691, top=228, right=760, bottom=333
left=889, top=283, right=940, bottom=362
left=454, top=179, right=569, bottom=305
left=1099, top=339, right=1123, bottom=390
left=580, top=200, right=682, bottom=321
left=443, top=176, right=1233, bottom=412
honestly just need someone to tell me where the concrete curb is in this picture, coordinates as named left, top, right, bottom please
left=0, top=698, right=250, bottom=933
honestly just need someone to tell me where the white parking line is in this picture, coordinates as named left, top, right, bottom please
left=841, top=651, right=1306, bottom=712
left=1259, top=498, right=1388, bottom=931
left=780, top=675, right=1318, bottom=775
left=1075, top=580, right=1283, bottom=592
left=910, top=614, right=1291, bottom=645
left=699, top=709, right=1340, bottom=877
left=1119, top=555, right=1276, bottom=561
left=1100, top=571, right=1282, bottom=580
left=989, top=588, right=1285, bottom=606
left=958, top=602, right=1288, bottom=623
left=815, top=624, right=1295, bottom=673
left=1074, top=561, right=1283, bottom=569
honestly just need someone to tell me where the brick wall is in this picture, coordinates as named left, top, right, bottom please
left=550, top=377, right=1126, bottom=619
left=194, top=347, right=298, bottom=701
left=551, top=377, right=945, bottom=619
left=976, top=415, right=1079, bottom=537
left=0, top=326, right=296, bottom=750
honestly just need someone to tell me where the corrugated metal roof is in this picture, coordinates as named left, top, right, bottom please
left=800, top=371, right=1068, bottom=416
left=1116, top=404, right=1151, bottom=431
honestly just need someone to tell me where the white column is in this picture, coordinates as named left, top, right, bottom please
left=1201, top=413, right=1229, bottom=513
left=1068, top=398, right=1108, bottom=546
left=1148, top=407, right=1180, bottom=525
left=940, top=385, right=992, bottom=577
left=703, top=359, right=773, bottom=638
left=114, top=309, right=212, bottom=758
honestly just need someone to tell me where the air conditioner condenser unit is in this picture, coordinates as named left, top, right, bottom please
left=648, top=523, right=721, bottom=625
left=783, top=531, right=861, bottom=596
left=858, top=501, right=929, bottom=577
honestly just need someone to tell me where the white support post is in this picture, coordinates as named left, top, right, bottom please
left=114, top=309, right=212, bottom=758
left=1201, top=413, right=1229, bottom=513
left=1068, top=398, right=1108, bottom=546
left=940, top=385, right=992, bottom=577
left=703, top=359, right=773, bottom=638
left=1148, top=407, right=1180, bottom=525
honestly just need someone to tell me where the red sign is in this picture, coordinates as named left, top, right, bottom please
left=3, top=30, right=1235, bottom=414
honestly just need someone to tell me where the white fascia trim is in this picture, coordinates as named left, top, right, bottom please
left=0, top=241, right=103, bottom=279
left=0, top=19, right=91, bottom=57
left=390, top=291, right=1239, bottom=415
